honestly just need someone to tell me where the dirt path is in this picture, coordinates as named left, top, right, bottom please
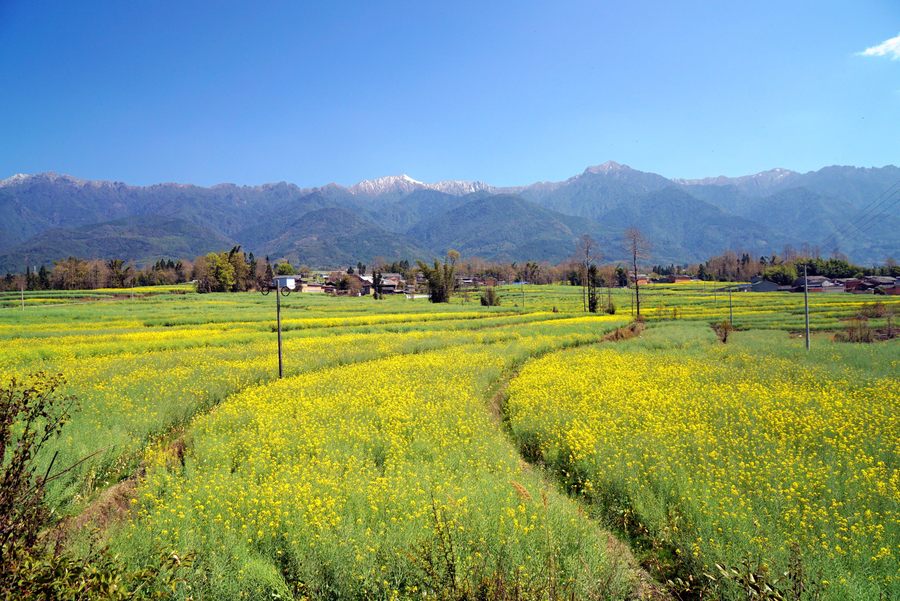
left=486, top=322, right=670, bottom=601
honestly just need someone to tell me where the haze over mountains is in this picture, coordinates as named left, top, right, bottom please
left=1, top=162, right=898, bottom=272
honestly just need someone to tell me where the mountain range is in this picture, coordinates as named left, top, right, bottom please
left=1, top=162, right=898, bottom=271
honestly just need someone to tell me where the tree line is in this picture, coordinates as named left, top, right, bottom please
left=0, top=247, right=299, bottom=293
left=3, top=241, right=896, bottom=297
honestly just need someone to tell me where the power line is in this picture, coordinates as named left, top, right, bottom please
left=817, top=180, right=900, bottom=251
left=822, top=193, right=899, bottom=257
left=817, top=179, right=900, bottom=255
left=818, top=188, right=899, bottom=253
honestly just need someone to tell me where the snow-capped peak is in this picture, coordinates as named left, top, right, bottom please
left=429, top=180, right=493, bottom=195
left=675, top=167, right=797, bottom=187
left=0, top=172, right=132, bottom=189
left=0, top=173, right=32, bottom=187
left=350, top=174, right=425, bottom=195
left=0, top=172, right=92, bottom=187
left=752, top=167, right=795, bottom=180
left=349, top=174, right=493, bottom=196
left=584, top=160, right=631, bottom=175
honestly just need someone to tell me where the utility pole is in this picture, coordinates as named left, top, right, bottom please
left=276, top=283, right=284, bottom=378
left=728, top=287, right=733, bottom=326
left=20, top=284, right=25, bottom=311
left=804, top=264, right=810, bottom=351
left=521, top=281, right=525, bottom=308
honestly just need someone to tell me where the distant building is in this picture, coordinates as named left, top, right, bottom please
left=325, top=272, right=371, bottom=296
left=749, top=279, right=780, bottom=292
left=654, top=274, right=694, bottom=284
left=791, top=276, right=844, bottom=293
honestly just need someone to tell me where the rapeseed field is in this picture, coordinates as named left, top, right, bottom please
left=506, top=323, right=898, bottom=600
left=2, top=287, right=896, bottom=599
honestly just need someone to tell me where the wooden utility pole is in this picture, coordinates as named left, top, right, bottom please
left=21, top=284, right=25, bottom=311
left=276, top=284, right=284, bottom=378
left=804, top=264, right=810, bottom=351
left=728, top=287, right=733, bottom=326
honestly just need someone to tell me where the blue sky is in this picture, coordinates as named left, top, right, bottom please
left=1, top=1, right=898, bottom=186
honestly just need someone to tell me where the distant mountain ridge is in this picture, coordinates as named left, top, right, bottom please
left=1, top=162, right=898, bottom=271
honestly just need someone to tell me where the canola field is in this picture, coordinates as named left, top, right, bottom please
left=1, top=285, right=897, bottom=600
left=507, top=324, right=898, bottom=600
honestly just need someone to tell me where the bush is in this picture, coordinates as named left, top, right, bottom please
left=1, top=372, right=75, bottom=562
left=859, top=301, right=886, bottom=318
left=834, top=318, right=875, bottom=343
left=713, top=319, right=733, bottom=343
left=480, top=287, right=501, bottom=306
left=0, top=373, right=191, bottom=598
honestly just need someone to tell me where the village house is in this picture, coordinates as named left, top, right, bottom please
left=836, top=278, right=864, bottom=293
left=655, top=274, right=695, bottom=284
left=790, top=275, right=844, bottom=293
left=739, top=276, right=781, bottom=292
left=632, top=273, right=651, bottom=286
left=325, top=272, right=371, bottom=296
left=835, top=276, right=897, bottom=294
left=378, top=272, right=405, bottom=294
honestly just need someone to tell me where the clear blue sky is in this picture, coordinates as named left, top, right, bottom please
left=1, top=0, right=898, bottom=186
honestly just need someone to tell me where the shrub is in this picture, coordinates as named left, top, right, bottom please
left=859, top=301, right=886, bottom=319
left=0, top=373, right=191, bottom=598
left=480, top=287, right=501, bottom=306
left=834, top=318, right=874, bottom=343
left=713, top=319, right=733, bottom=343
left=1, top=372, right=75, bottom=563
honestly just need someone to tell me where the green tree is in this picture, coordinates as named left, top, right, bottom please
left=36, top=266, right=50, bottom=290
left=197, top=252, right=235, bottom=293
left=763, top=263, right=798, bottom=286
left=587, top=264, right=600, bottom=313
left=372, top=271, right=384, bottom=300
left=227, top=246, right=251, bottom=292
left=106, top=259, right=132, bottom=288
left=416, top=250, right=459, bottom=303
left=480, top=286, right=501, bottom=306
left=275, top=262, right=295, bottom=276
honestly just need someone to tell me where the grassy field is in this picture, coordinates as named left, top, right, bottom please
left=2, top=284, right=897, bottom=599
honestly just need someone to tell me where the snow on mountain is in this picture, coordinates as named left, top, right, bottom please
left=0, top=173, right=31, bottom=187
left=349, top=174, right=493, bottom=196
left=350, top=174, right=425, bottom=196
left=0, top=172, right=130, bottom=189
left=583, top=160, right=632, bottom=175
left=429, top=180, right=494, bottom=195
left=675, top=168, right=797, bottom=187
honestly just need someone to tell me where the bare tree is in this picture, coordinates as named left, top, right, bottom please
left=574, top=235, right=599, bottom=312
left=624, top=227, right=650, bottom=318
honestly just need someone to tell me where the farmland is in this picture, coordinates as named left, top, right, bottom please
left=2, top=284, right=898, bottom=600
